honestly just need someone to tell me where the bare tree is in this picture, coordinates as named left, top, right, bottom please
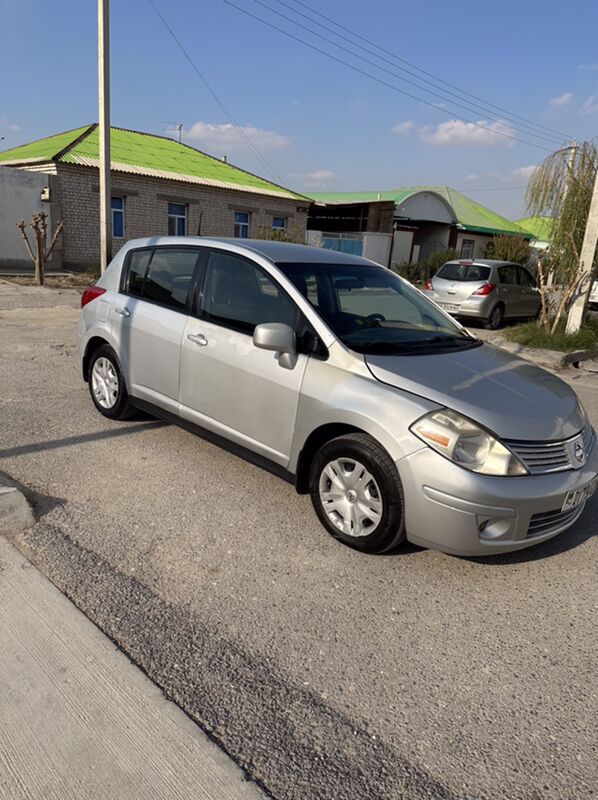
left=16, top=212, right=64, bottom=286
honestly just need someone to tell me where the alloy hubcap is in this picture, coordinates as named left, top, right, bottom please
left=91, top=357, right=119, bottom=409
left=318, top=458, right=383, bottom=538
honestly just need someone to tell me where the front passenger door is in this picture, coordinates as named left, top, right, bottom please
left=178, top=250, right=309, bottom=466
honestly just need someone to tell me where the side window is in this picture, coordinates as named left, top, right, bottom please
left=518, top=267, right=536, bottom=287
left=200, top=251, right=296, bottom=334
left=143, top=248, right=201, bottom=310
left=498, top=265, right=518, bottom=285
left=125, top=249, right=152, bottom=297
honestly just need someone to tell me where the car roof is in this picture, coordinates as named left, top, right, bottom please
left=120, top=236, right=374, bottom=266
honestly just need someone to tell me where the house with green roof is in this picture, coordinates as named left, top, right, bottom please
left=0, top=124, right=309, bottom=270
left=515, top=216, right=554, bottom=251
left=308, top=186, right=531, bottom=267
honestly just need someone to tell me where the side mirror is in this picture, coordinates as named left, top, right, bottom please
left=253, top=322, right=297, bottom=369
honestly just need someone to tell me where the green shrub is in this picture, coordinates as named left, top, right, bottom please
left=504, top=317, right=598, bottom=352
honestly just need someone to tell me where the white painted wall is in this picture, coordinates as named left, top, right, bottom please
left=395, top=192, right=454, bottom=224
left=0, top=168, right=55, bottom=269
left=361, top=232, right=392, bottom=266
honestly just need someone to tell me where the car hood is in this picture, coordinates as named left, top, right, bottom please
left=366, top=343, right=584, bottom=441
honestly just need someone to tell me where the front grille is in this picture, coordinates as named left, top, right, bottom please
left=526, top=505, right=585, bottom=538
left=504, top=422, right=595, bottom=475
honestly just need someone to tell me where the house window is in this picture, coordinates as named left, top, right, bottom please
left=272, top=216, right=286, bottom=231
left=234, top=211, right=250, bottom=238
left=111, top=196, right=125, bottom=238
left=460, top=239, right=475, bottom=259
left=168, top=203, right=187, bottom=236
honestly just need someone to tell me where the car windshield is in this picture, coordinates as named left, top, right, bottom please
left=277, top=262, right=480, bottom=355
left=437, top=263, right=491, bottom=281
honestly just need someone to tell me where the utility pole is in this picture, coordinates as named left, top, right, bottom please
left=565, top=163, right=598, bottom=334
left=98, top=0, right=111, bottom=273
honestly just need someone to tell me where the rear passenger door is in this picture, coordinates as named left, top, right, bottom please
left=516, top=266, right=540, bottom=317
left=113, top=246, right=204, bottom=411
left=497, top=264, right=523, bottom=318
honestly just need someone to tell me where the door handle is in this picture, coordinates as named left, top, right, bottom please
left=187, top=332, right=208, bottom=346
left=114, top=307, right=130, bottom=317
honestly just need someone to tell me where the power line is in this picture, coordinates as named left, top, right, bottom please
left=455, top=185, right=528, bottom=192
left=222, top=0, right=555, bottom=152
left=285, top=0, right=573, bottom=143
left=259, top=0, right=564, bottom=146
left=147, top=0, right=285, bottom=184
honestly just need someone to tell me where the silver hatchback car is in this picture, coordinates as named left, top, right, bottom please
left=78, top=238, right=597, bottom=556
left=423, top=259, right=541, bottom=329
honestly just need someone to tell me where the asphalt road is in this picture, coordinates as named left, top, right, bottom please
left=1, top=280, right=597, bottom=800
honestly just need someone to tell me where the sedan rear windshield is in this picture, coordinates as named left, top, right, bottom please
left=277, top=261, right=480, bottom=356
left=437, top=263, right=491, bottom=282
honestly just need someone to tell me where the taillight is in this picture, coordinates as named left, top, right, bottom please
left=423, top=279, right=433, bottom=291
left=81, top=286, right=106, bottom=308
left=472, top=283, right=496, bottom=296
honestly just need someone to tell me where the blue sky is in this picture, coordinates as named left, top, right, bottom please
left=2, top=0, right=598, bottom=218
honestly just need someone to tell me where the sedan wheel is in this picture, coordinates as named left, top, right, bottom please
left=88, top=344, right=136, bottom=420
left=309, top=433, right=405, bottom=553
left=91, top=357, right=119, bottom=409
left=318, top=458, right=383, bottom=537
left=485, top=304, right=504, bottom=330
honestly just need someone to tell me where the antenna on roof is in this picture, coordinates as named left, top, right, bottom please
left=164, top=121, right=183, bottom=143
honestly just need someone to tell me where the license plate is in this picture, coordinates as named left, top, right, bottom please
left=562, top=475, right=598, bottom=512
left=439, top=303, right=460, bottom=313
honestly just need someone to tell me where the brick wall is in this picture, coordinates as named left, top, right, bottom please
left=54, top=164, right=309, bottom=270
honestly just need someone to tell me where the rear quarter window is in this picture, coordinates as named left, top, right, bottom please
left=437, top=263, right=491, bottom=282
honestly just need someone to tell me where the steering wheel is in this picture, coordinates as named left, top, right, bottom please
left=366, top=313, right=386, bottom=322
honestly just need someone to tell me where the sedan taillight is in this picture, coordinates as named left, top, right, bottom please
left=81, top=286, right=107, bottom=308
left=472, top=283, right=496, bottom=296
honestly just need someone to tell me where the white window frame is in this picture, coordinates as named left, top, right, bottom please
left=272, top=215, right=287, bottom=231
left=234, top=211, right=250, bottom=238
left=111, top=196, right=125, bottom=239
left=168, top=203, right=187, bottom=236
left=460, top=239, right=475, bottom=259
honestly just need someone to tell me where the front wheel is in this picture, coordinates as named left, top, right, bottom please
left=88, top=345, right=136, bottom=420
left=309, top=433, right=405, bottom=554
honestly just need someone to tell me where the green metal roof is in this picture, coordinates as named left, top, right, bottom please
left=515, top=216, right=554, bottom=242
left=311, top=185, right=530, bottom=237
left=0, top=124, right=305, bottom=200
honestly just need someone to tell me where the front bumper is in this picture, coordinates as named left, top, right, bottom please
left=398, top=443, right=598, bottom=556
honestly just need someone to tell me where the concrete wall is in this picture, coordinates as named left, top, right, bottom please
left=390, top=230, right=415, bottom=266
left=54, top=164, right=309, bottom=270
left=0, top=168, right=61, bottom=270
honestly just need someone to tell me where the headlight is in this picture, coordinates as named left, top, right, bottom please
left=410, top=408, right=528, bottom=476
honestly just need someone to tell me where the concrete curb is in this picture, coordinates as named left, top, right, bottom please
left=486, top=335, right=598, bottom=371
left=0, top=478, right=35, bottom=533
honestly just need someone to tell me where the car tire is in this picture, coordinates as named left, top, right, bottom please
left=485, top=303, right=504, bottom=330
left=88, top=344, right=136, bottom=420
left=309, top=433, right=406, bottom=554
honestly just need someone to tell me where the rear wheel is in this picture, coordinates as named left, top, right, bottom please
left=309, top=433, right=405, bottom=553
left=485, top=303, right=504, bottom=330
left=88, top=345, right=136, bottom=420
